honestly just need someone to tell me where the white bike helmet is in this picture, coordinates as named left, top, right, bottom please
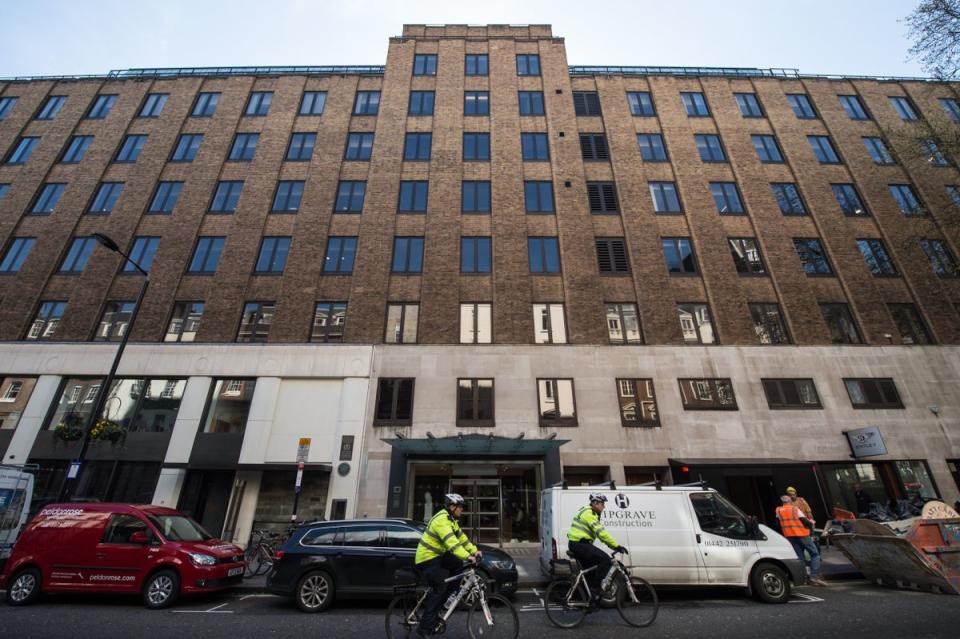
left=589, top=493, right=608, bottom=504
left=445, top=493, right=466, bottom=507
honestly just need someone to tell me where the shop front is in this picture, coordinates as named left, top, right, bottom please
left=818, top=459, right=940, bottom=519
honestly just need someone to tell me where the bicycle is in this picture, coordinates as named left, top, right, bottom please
left=243, top=529, right=281, bottom=578
left=385, top=562, right=518, bottom=639
left=544, top=548, right=658, bottom=629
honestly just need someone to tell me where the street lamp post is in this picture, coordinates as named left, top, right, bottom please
left=57, top=233, right=150, bottom=502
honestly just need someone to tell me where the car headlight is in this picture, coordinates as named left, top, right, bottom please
left=189, top=552, right=217, bottom=566
left=488, top=560, right=514, bottom=570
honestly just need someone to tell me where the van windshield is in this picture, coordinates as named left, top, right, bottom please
left=149, top=515, right=215, bottom=542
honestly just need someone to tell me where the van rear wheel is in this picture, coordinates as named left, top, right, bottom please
left=751, top=563, right=790, bottom=604
left=7, top=567, right=41, bottom=606
left=143, top=569, right=180, bottom=609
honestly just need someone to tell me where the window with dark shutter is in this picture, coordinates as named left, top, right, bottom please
left=587, top=182, right=619, bottom=213
left=596, top=238, right=629, bottom=275
left=579, top=134, right=609, bottom=160
left=573, top=92, right=601, bottom=116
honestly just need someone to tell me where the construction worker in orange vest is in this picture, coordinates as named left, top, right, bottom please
left=776, top=494, right=826, bottom=586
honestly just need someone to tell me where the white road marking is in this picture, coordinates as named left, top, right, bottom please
left=172, top=602, right=234, bottom=614
left=789, top=593, right=824, bottom=604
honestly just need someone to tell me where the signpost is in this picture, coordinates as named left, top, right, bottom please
left=291, top=438, right=311, bottom=523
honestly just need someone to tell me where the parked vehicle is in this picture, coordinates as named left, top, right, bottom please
left=267, top=518, right=519, bottom=612
left=0, top=466, right=34, bottom=575
left=1, top=503, right=245, bottom=609
left=540, top=484, right=805, bottom=603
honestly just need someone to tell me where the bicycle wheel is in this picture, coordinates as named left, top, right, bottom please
left=254, top=546, right=275, bottom=576
left=468, top=593, right=518, bottom=639
left=615, top=576, right=658, bottom=628
left=242, top=545, right=260, bottom=578
left=544, top=578, right=588, bottom=629
left=385, top=591, right=422, bottom=639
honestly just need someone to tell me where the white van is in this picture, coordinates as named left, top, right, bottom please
left=0, top=466, right=34, bottom=574
left=540, top=483, right=805, bottom=603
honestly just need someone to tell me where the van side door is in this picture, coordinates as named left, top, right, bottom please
left=92, top=514, right=153, bottom=591
left=688, top=493, right=759, bottom=585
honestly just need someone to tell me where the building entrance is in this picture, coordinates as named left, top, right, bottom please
left=451, top=478, right=500, bottom=544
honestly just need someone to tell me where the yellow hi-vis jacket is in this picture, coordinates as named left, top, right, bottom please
left=567, top=506, right=620, bottom=549
left=415, top=510, right=479, bottom=565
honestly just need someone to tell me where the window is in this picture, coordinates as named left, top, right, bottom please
left=460, top=303, right=492, bottom=343
left=949, top=185, right=960, bottom=208
left=516, top=54, right=540, bottom=76
left=403, top=132, right=432, bottom=161
left=528, top=237, right=561, bottom=273
left=889, top=184, right=923, bottom=215
left=461, top=237, right=491, bottom=273
left=0, top=184, right=7, bottom=200
left=209, top=181, right=243, bottom=213
left=286, top=132, right=316, bottom=161
left=148, top=181, right=183, bottom=214
left=787, top=94, right=817, bottom=119
left=863, top=137, right=896, bottom=164
left=735, top=92, right=764, bottom=117
left=465, top=54, right=489, bottom=76
left=678, top=379, right=737, bottom=410
left=820, top=303, right=863, bottom=344
left=385, top=303, right=419, bottom=343
left=729, top=238, right=766, bottom=275
left=628, top=91, right=656, bottom=116
left=573, top=92, right=601, bottom=116
left=202, top=379, right=257, bottom=433
left=749, top=303, right=791, bottom=344
left=31, top=183, right=66, bottom=214
left=300, top=91, right=326, bottom=116
left=921, top=139, right=950, bottom=166
left=771, top=182, right=806, bottom=215
left=97, top=378, right=185, bottom=434
left=164, top=302, right=204, bottom=342
left=605, top=303, right=642, bottom=344
left=354, top=91, right=380, bottom=115
left=752, top=134, right=784, bottom=163
left=115, top=134, right=147, bottom=162
left=7, top=137, right=39, bottom=164
left=695, top=134, right=726, bottom=162
left=794, top=238, right=832, bottom=275
left=844, top=378, right=903, bottom=409
left=464, top=91, right=490, bottom=115
left=616, top=379, right=658, bottom=426
left=192, top=92, right=220, bottom=117
left=710, top=182, right=744, bottom=214
left=1, top=377, right=37, bottom=429
left=597, top=238, right=630, bottom=274
left=579, top=133, right=608, bottom=161
left=408, top=91, right=435, bottom=116
left=228, top=133, right=259, bottom=161
left=311, top=302, right=347, bottom=343
left=532, top=303, right=567, bottom=344
left=27, top=301, right=67, bottom=340
left=245, top=91, right=272, bottom=116
left=458, top=379, right=494, bottom=426
left=344, top=132, right=374, bottom=160
left=920, top=239, right=958, bottom=277
left=889, top=96, right=919, bottom=121
left=839, top=95, right=869, bottom=120
left=392, top=237, right=424, bottom=274
left=637, top=133, right=667, bottom=161
left=763, top=379, right=821, bottom=409
left=272, top=180, right=304, bottom=213
left=808, top=135, right=841, bottom=163
left=43, top=378, right=102, bottom=440
left=461, top=181, right=491, bottom=213
left=89, top=182, right=124, bottom=214
left=171, top=134, right=202, bottom=162
left=650, top=181, right=682, bottom=213
left=139, top=93, right=167, bottom=117
left=0, top=96, right=17, bottom=120
left=519, top=91, right=545, bottom=115
left=374, top=379, right=414, bottom=425
left=522, top=133, right=550, bottom=161
left=662, top=238, right=697, bottom=275
left=125, top=237, right=159, bottom=273
left=413, top=54, right=437, bottom=76
left=94, top=301, right=135, bottom=341
left=538, top=379, right=576, bottom=425
left=323, top=237, right=358, bottom=274
left=61, top=135, right=93, bottom=163
left=255, top=237, right=291, bottom=274
left=0, top=237, right=35, bottom=273
left=237, top=301, right=276, bottom=342
left=463, top=132, right=490, bottom=160
left=187, top=237, right=225, bottom=274
left=677, top=303, right=716, bottom=344
left=857, top=239, right=898, bottom=276
left=940, top=97, right=960, bottom=122
left=398, top=181, right=428, bottom=213
left=588, top=181, right=621, bottom=215
left=831, top=183, right=868, bottom=217
left=681, top=91, right=709, bottom=116
left=60, top=237, right=96, bottom=273
left=335, top=181, right=366, bottom=212
left=888, top=304, right=933, bottom=345
left=87, top=94, right=116, bottom=119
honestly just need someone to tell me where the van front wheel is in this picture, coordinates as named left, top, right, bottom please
left=143, top=569, right=180, bottom=609
left=7, top=567, right=41, bottom=606
left=751, top=563, right=790, bottom=604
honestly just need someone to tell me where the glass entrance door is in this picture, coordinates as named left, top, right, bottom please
left=450, top=479, right=501, bottom=544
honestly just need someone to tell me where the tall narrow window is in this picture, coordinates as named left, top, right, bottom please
left=299, top=91, right=326, bottom=115
left=228, top=133, right=259, bottom=161
left=889, top=96, right=919, bottom=121
left=695, top=134, right=726, bottom=162
left=522, top=133, right=550, bottom=161
left=752, top=134, right=784, bottom=162
left=940, top=97, right=960, bottom=122
left=87, top=94, right=116, bottom=119
left=94, top=301, right=135, bottom=342
left=920, top=139, right=950, bottom=166
left=596, top=238, right=630, bottom=274
left=516, top=54, right=541, bottom=76
left=171, top=134, right=202, bottom=162
left=710, top=182, right=744, bottom=214
left=0, top=237, right=36, bottom=273
left=374, top=379, right=414, bottom=425
left=617, top=379, right=659, bottom=426
left=323, top=237, right=357, bottom=274
left=463, top=133, right=490, bottom=161
left=125, top=237, right=159, bottom=273
left=408, top=91, right=435, bottom=116
left=36, top=96, right=66, bottom=120
left=286, top=132, right=316, bottom=161
left=354, top=91, right=380, bottom=115
left=462, top=181, right=491, bottom=213
left=863, top=137, right=896, bottom=165
left=209, top=181, right=243, bottom=213
left=245, top=91, right=273, bottom=116
left=528, top=238, right=561, bottom=273
left=272, top=181, right=304, bottom=213
left=637, top=134, right=667, bottom=161
left=794, top=238, right=833, bottom=275
left=729, top=238, right=766, bottom=275
left=61, top=135, right=93, bottom=164
left=532, top=304, right=567, bottom=344
left=385, top=304, right=419, bottom=343
left=735, top=93, right=763, bottom=117
left=114, top=135, right=147, bottom=162
left=202, top=379, right=256, bottom=433
left=820, top=303, right=863, bottom=344
left=458, top=379, right=495, bottom=426
left=192, top=92, right=220, bottom=117
left=465, top=54, right=489, bottom=76
left=525, top=181, right=554, bottom=213
left=605, top=303, right=642, bottom=344
left=662, top=238, right=697, bottom=275
left=413, top=54, right=437, bottom=76
left=398, top=181, right=429, bottom=213
left=888, top=304, right=933, bottom=345
left=254, top=237, right=291, bottom=274
left=677, top=303, right=716, bottom=344
left=857, top=239, right=898, bottom=276
left=27, top=301, right=67, bottom=340
left=587, top=182, right=619, bottom=213
left=31, top=183, right=66, bottom=214
left=464, top=91, right=490, bottom=116
left=519, top=91, right=545, bottom=116
left=573, top=92, right=601, bottom=116
left=89, top=182, right=124, bottom=214
left=311, top=302, right=347, bottom=343
left=461, top=237, right=492, bottom=273
left=831, top=183, right=868, bottom=217
left=139, top=93, right=168, bottom=117
left=920, top=239, right=959, bottom=277
left=460, top=303, right=492, bottom=344
left=889, top=184, right=924, bottom=216
left=149, top=181, right=183, bottom=214
left=749, top=303, right=791, bottom=344
left=344, top=132, right=374, bottom=160
left=237, top=301, right=276, bottom=342
left=391, top=237, right=424, bottom=274
left=188, top=237, right=225, bottom=274
left=0, top=96, right=18, bottom=120
left=538, top=379, right=577, bottom=425
left=579, top=134, right=608, bottom=160
left=839, top=95, right=869, bottom=120
left=808, top=135, right=841, bottom=163
left=403, top=133, right=432, bottom=161
left=334, top=181, right=366, bottom=212
left=165, top=302, right=204, bottom=342
left=6, top=137, right=39, bottom=165
left=60, top=237, right=96, bottom=273
left=650, top=181, right=682, bottom=213
left=681, top=92, right=709, bottom=116
left=627, top=91, right=656, bottom=116
left=787, top=94, right=817, bottom=118
left=771, top=183, right=806, bottom=215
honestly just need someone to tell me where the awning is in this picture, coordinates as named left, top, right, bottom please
left=383, top=433, right=568, bottom=456
left=669, top=458, right=810, bottom=466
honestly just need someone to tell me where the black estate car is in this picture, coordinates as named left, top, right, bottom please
left=266, top=518, right=518, bottom=612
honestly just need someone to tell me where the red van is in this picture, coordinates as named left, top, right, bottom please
left=0, top=503, right=245, bottom=609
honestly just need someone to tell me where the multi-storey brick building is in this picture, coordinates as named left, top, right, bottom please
left=2, top=24, right=959, bottom=545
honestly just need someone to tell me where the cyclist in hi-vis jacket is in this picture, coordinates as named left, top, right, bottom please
left=414, top=493, right=482, bottom=636
left=567, top=493, right=628, bottom=605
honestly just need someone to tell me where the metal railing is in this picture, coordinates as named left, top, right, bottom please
left=568, top=65, right=941, bottom=83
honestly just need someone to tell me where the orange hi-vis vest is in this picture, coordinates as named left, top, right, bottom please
left=776, top=505, right=809, bottom=538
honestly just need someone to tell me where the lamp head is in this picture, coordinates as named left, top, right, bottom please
left=92, top=233, right=120, bottom=252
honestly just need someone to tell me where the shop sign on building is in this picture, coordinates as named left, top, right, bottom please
left=845, top=427, right=887, bottom=458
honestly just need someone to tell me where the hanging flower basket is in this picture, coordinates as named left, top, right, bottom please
left=53, top=421, right=84, bottom=443
left=90, top=419, right=126, bottom=444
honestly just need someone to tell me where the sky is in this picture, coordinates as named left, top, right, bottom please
left=0, top=0, right=927, bottom=78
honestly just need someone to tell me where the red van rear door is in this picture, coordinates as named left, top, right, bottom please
left=90, top=513, right=153, bottom=591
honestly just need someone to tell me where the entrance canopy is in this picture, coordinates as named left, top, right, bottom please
left=383, top=433, right=568, bottom=456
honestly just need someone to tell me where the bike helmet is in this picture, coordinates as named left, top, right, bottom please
left=445, top=493, right=466, bottom=507
left=589, top=493, right=608, bottom=504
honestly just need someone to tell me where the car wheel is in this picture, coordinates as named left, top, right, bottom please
left=751, top=562, right=790, bottom=604
left=7, top=567, right=42, bottom=606
left=143, top=569, right=181, bottom=609
left=296, top=570, right=335, bottom=613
